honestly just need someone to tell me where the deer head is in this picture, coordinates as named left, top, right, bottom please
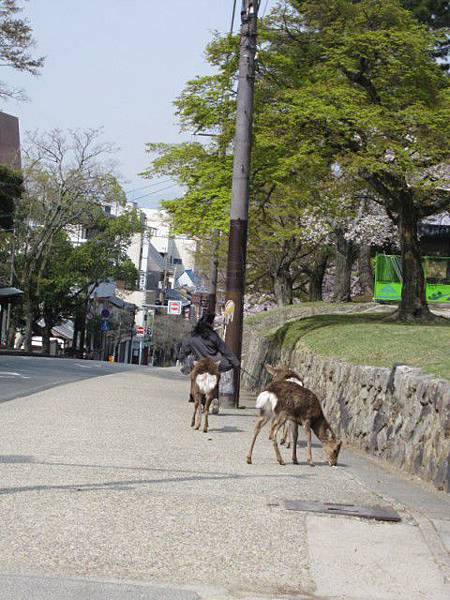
left=323, top=440, right=342, bottom=466
left=264, top=363, right=303, bottom=385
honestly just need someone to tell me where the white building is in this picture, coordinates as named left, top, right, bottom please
left=142, top=208, right=196, bottom=287
left=66, top=201, right=198, bottom=364
left=116, top=207, right=197, bottom=364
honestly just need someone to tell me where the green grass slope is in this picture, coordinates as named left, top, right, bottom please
left=271, top=313, right=450, bottom=381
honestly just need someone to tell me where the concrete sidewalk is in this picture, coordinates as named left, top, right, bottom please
left=0, top=367, right=449, bottom=599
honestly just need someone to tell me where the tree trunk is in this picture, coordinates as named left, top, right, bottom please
left=7, top=304, right=18, bottom=348
left=332, top=229, right=356, bottom=303
left=357, top=244, right=373, bottom=298
left=73, top=309, right=82, bottom=355
left=23, top=293, right=34, bottom=352
left=42, top=324, right=52, bottom=355
left=78, top=308, right=87, bottom=357
left=308, top=249, right=329, bottom=302
left=273, top=268, right=293, bottom=306
left=396, top=201, right=432, bottom=321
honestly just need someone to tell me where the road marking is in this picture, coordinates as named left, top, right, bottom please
left=0, top=371, right=31, bottom=379
left=74, top=363, right=94, bottom=369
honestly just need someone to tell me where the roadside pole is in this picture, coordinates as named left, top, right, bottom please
left=222, top=1, right=260, bottom=408
left=208, top=229, right=220, bottom=314
left=5, top=227, right=16, bottom=347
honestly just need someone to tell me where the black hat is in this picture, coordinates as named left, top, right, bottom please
left=199, top=312, right=215, bottom=325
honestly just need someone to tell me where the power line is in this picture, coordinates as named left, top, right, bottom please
left=133, top=183, right=180, bottom=202
left=230, top=0, right=237, bottom=34
left=124, top=178, right=173, bottom=194
left=261, top=0, right=270, bottom=19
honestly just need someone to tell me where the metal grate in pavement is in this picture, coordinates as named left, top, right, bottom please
left=283, top=499, right=401, bottom=522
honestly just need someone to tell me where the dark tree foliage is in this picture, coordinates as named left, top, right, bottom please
left=402, top=0, right=449, bottom=61
left=402, top=0, right=450, bottom=27
left=0, top=164, right=22, bottom=229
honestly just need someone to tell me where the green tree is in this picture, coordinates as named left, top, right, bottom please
left=28, top=210, right=140, bottom=355
left=14, top=128, right=126, bottom=350
left=403, top=0, right=449, bottom=28
left=0, top=0, right=44, bottom=100
left=143, top=34, right=339, bottom=306
left=260, top=0, right=450, bottom=320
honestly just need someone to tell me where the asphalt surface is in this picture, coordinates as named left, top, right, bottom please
left=0, top=363, right=449, bottom=600
left=0, top=355, right=139, bottom=403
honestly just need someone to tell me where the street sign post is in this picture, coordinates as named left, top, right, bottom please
left=167, top=300, right=182, bottom=315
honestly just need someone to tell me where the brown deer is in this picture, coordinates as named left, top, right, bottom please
left=190, top=357, right=221, bottom=433
left=246, top=372, right=341, bottom=466
left=264, top=363, right=304, bottom=447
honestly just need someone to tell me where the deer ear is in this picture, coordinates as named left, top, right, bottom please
left=215, top=360, right=221, bottom=367
left=193, top=360, right=199, bottom=366
left=265, top=363, right=275, bottom=375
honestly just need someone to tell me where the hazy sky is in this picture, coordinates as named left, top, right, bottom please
left=4, top=1, right=275, bottom=207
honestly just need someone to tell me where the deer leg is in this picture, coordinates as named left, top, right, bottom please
left=291, top=421, right=299, bottom=465
left=194, top=396, right=202, bottom=430
left=190, top=381, right=196, bottom=423
left=271, top=420, right=285, bottom=466
left=280, top=421, right=288, bottom=446
left=246, top=415, right=270, bottom=464
left=191, top=392, right=198, bottom=427
left=203, top=394, right=213, bottom=433
left=286, top=421, right=292, bottom=449
left=304, top=420, right=315, bottom=466
left=269, top=415, right=283, bottom=440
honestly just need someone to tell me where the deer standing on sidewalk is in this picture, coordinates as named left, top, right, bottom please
left=190, top=357, right=221, bottom=433
left=264, top=364, right=304, bottom=447
left=246, top=366, right=341, bottom=466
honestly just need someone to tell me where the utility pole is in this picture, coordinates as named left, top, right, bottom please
left=208, top=230, right=220, bottom=314
left=222, top=0, right=260, bottom=407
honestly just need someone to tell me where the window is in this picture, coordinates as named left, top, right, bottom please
left=173, top=258, right=182, bottom=265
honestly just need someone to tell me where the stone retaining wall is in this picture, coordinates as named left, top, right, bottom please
left=241, top=315, right=450, bottom=492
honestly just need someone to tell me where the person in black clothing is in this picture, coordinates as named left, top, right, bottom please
left=178, top=312, right=240, bottom=401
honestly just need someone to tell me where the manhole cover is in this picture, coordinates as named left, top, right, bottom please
left=283, top=500, right=401, bottom=522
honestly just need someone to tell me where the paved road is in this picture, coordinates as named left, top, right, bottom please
left=0, top=366, right=448, bottom=600
left=0, top=355, right=140, bottom=403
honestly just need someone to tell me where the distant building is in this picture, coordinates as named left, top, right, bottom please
left=142, top=208, right=196, bottom=287
left=419, top=212, right=450, bottom=256
left=0, top=112, right=21, bottom=170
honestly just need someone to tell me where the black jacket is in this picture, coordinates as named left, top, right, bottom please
left=178, top=326, right=239, bottom=373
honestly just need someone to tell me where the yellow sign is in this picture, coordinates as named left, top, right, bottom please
left=223, top=300, right=235, bottom=325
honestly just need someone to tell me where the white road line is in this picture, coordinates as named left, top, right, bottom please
left=74, top=363, right=94, bottom=369
left=0, top=371, right=31, bottom=379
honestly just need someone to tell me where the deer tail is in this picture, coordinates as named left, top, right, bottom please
left=255, top=390, right=278, bottom=412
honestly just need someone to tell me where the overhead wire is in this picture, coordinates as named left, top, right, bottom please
left=124, top=178, right=173, bottom=194
left=132, top=183, right=180, bottom=202
left=230, top=0, right=237, bottom=34
left=261, top=0, right=270, bottom=19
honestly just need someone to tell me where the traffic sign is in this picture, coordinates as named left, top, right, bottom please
left=101, top=308, right=110, bottom=319
left=135, top=326, right=145, bottom=335
left=167, top=300, right=182, bottom=315
left=100, top=320, right=109, bottom=332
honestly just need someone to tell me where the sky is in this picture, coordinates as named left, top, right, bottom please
left=4, top=1, right=275, bottom=208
